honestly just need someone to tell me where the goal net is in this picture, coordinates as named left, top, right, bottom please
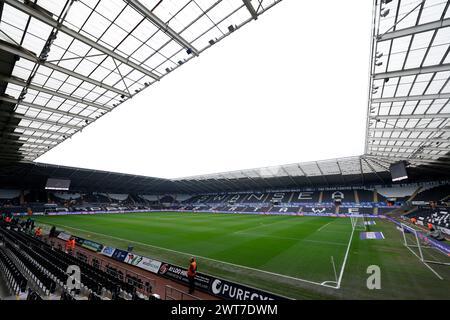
left=399, top=223, right=450, bottom=270
left=350, top=215, right=366, bottom=231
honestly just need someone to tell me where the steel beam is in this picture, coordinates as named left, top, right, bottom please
left=4, top=0, right=160, bottom=80
left=368, top=151, right=450, bottom=159
left=0, top=122, right=68, bottom=137
left=370, top=137, right=449, bottom=143
left=370, top=113, right=450, bottom=120
left=0, top=41, right=130, bottom=97
left=124, top=0, right=199, bottom=56
left=1, top=131, right=62, bottom=143
left=0, top=95, right=93, bottom=121
left=0, top=135, right=57, bottom=146
left=369, top=127, right=450, bottom=132
left=373, top=64, right=450, bottom=80
left=369, top=145, right=450, bottom=152
left=378, top=18, right=450, bottom=41
left=0, top=143, right=43, bottom=153
left=242, top=0, right=258, bottom=20
left=372, top=93, right=450, bottom=103
left=0, top=74, right=110, bottom=111
left=0, top=110, right=81, bottom=130
left=365, top=155, right=450, bottom=169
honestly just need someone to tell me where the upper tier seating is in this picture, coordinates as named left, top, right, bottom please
left=321, top=190, right=355, bottom=203
left=413, top=184, right=450, bottom=202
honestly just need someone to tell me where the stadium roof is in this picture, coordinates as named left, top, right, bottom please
left=0, top=0, right=280, bottom=162
left=365, top=0, right=450, bottom=168
left=1, top=157, right=449, bottom=194
left=1, top=0, right=450, bottom=193
left=0, top=161, right=176, bottom=193
left=173, top=155, right=393, bottom=185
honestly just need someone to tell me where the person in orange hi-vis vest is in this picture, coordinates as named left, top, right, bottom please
left=35, top=227, right=42, bottom=238
left=66, top=237, right=76, bottom=254
left=71, top=238, right=76, bottom=251
left=187, top=257, right=197, bottom=294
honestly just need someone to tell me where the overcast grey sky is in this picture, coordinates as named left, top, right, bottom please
left=37, top=0, right=372, bottom=179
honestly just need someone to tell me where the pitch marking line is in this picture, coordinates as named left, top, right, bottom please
left=317, top=220, right=335, bottom=232
left=45, top=222, right=343, bottom=290
left=232, top=218, right=297, bottom=234
left=236, top=232, right=348, bottom=246
left=336, top=223, right=356, bottom=289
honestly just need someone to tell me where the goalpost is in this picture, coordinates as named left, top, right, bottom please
left=399, top=223, right=450, bottom=267
left=350, top=214, right=366, bottom=231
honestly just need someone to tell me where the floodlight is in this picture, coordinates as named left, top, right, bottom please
left=390, top=161, right=408, bottom=182
left=381, top=9, right=390, bottom=17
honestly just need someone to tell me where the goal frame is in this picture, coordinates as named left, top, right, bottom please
left=399, top=223, right=450, bottom=267
left=350, top=214, right=367, bottom=231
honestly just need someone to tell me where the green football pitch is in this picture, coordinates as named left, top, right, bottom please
left=34, top=212, right=450, bottom=299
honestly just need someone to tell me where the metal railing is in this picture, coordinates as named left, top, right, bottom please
left=164, top=285, right=201, bottom=300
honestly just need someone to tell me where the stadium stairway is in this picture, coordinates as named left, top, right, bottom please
left=387, top=206, right=418, bottom=220
left=354, top=190, right=359, bottom=204
left=0, top=271, right=11, bottom=298
left=406, top=186, right=423, bottom=202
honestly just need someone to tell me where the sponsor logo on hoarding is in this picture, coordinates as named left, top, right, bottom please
left=57, top=232, right=71, bottom=241
left=81, top=239, right=103, bottom=252
left=209, top=278, right=281, bottom=300
left=72, top=236, right=85, bottom=246
left=158, top=263, right=211, bottom=290
left=124, top=253, right=144, bottom=266
left=136, top=257, right=162, bottom=274
left=111, top=249, right=128, bottom=262
left=159, top=263, right=169, bottom=275
left=100, top=246, right=116, bottom=257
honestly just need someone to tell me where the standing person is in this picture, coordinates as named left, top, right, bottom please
left=34, top=227, right=42, bottom=238
left=66, top=237, right=76, bottom=255
left=71, top=237, right=76, bottom=253
left=187, top=257, right=197, bottom=294
left=49, top=226, right=56, bottom=238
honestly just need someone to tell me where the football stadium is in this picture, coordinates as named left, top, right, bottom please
left=0, top=0, right=450, bottom=304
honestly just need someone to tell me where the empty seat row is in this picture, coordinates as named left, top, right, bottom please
left=4, top=240, right=57, bottom=295
left=0, top=247, right=27, bottom=294
left=2, top=226, right=136, bottom=298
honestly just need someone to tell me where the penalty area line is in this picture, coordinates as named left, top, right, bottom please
left=317, top=220, right=335, bottom=232
left=44, top=222, right=340, bottom=290
left=335, top=224, right=356, bottom=289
